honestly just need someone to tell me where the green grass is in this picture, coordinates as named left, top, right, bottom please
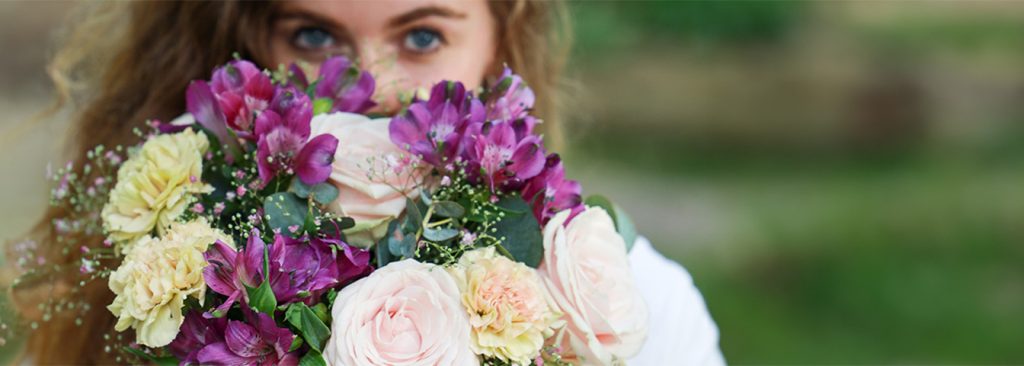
left=568, top=133, right=1024, bottom=363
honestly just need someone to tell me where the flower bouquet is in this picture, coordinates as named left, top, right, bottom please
left=19, top=55, right=649, bottom=365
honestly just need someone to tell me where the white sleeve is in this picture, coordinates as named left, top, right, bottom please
left=627, top=236, right=726, bottom=366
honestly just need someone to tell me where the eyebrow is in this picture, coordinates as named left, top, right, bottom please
left=388, top=6, right=467, bottom=27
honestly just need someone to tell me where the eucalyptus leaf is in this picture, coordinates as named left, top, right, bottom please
left=388, top=234, right=416, bottom=258
left=375, top=220, right=400, bottom=267
left=423, top=227, right=459, bottom=242
left=289, top=178, right=313, bottom=198
left=264, top=192, right=308, bottom=237
left=285, top=303, right=331, bottom=353
left=245, top=280, right=278, bottom=315
left=432, top=201, right=465, bottom=218
left=309, top=183, right=339, bottom=205
left=493, top=196, right=544, bottom=268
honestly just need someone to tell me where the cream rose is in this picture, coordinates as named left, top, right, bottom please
left=538, top=207, right=649, bottom=365
left=107, top=219, right=232, bottom=347
left=102, top=128, right=211, bottom=248
left=310, top=112, right=421, bottom=247
left=448, top=247, right=561, bottom=364
left=324, top=259, right=477, bottom=366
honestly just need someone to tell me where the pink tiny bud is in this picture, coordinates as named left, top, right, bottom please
left=205, top=152, right=214, bottom=160
left=213, top=202, right=225, bottom=215
left=80, top=246, right=90, bottom=254
left=440, top=176, right=452, bottom=186
left=226, top=192, right=236, bottom=201
left=288, top=225, right=300, bottom=233
left=236, top=186, right=247, bottom=197
left=191, top=203, right=205, bottom=214
left=189, top=175, right=198, bottom=183
left=234, top=170, right=245, bottom=179
left=490, top=195, right=499, bottom=204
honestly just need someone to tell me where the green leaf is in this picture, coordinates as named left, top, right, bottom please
left=405, top=197, right=424, bottom=228
left=310, top=183, right=339, bottom=205
left=311, top=303, right=330, bottom=324
left=432, top=201, right=466, bottom=218
left=375, top=220, right=400, bottom=267
left=289, top=177, right=313, bottom=198
left=245, top=280, right=278, bottom=315
left=289, top=336, right=305, bottom=352
left=312, top=97, right=334, bottom=115
left=122, top=347, right=179, bottom=366
left=264, top=192, right=308, bottom=237
left=493, top=196, right=544, bottom=268
left=299, top=350, right=328, bottom=366
left=423, top=227, right=459, bottom=242
left=388, top=233, right=416, bottom=258
left=285, top=303, right=332, bottom=353
left=584, top=195, right=638, bottom=252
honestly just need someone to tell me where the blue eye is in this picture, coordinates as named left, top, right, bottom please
left=404, top=28, right=443, bottom=53
left=293, top=27, right=335, bottom=50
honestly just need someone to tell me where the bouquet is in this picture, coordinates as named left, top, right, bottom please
left=18, top=55, right=649, bottom=365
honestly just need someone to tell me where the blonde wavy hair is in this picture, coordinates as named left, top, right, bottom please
left=8, top=1, right=570, bottom=364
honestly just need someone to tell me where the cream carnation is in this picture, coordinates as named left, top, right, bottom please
left=448, top=247, right=561, bottom=364
left=324, top=259, right=477, bottom=366
left=101, top=128, right=211, bottom=248
left=107, top=219, right=232, bottom=347
left=310, top=112, right=421, bottom=247
left=538, top=207, right=649, bottom=365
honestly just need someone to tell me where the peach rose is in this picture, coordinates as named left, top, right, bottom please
left=538, top=207, right=649, bottom=365
left=324, top=259, right=478, bottom=366
left=310, top=112, right=421, bottom=247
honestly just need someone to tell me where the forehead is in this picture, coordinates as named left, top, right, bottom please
left=280, top=0, right=489, bottom=32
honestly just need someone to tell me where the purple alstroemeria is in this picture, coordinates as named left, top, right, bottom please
left=521, top=154, right=584, bottom=225
left=203, top=230, right=373, bottom=315
left=484, top=67, right=536, bottom=123
left=169, top=310, right=228, bottom=364
left=463, top=120, right=546, bottom=192
left=288, top=57, right=376, bottom=114
left=389, top=81, right=485, bottom=167
left=195, top=307, right=299, bottom=366
left=209, top=60, right=275, bottom=134
left=185, top=80, right=243, bottom=161
left=313, top=56, right=377, bottom=113
left=254, top=86, right=337, bottom=185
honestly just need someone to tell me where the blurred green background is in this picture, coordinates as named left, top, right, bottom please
left=2, top=1, right=1023, bottom=364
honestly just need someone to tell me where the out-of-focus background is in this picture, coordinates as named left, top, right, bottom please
left=2, top=1, right=1023, bottom=364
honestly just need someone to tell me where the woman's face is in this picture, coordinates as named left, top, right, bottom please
left=268, top=0, right=497, bottom=114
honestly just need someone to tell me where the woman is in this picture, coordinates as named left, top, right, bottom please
left=11, top=1, right=724, bottom=364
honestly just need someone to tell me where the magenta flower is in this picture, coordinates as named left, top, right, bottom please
left=194, top=308, right=299, bottom=366
left=485, top=67, right=535, bottom=123
left=254, top=87, right=337, bottom=185
left=464, top=121, right=546, bottom=192
left=169, top=310, right=227, bottom=364
left=312, top=56, right=377, bottom=113
left=389, top=81, right=485, bottom=167
left=203, top=230, right=373, bottom=315
left=521, top=154, right=583, bottom=225
left=209, top=60, right=275, bottom=134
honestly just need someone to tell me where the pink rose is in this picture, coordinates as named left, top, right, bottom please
left=324, top=259, right=478, bottom=366
left=538, top=207, right=649, bottom=365
left=310, top=112, right=421, bottom=247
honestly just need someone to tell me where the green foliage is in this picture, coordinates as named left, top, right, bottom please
left=263, top=192, right=308, bottom=237
left=299, top=350, right=328, bottom=366
left=285, top=303, right=331, bottom=353
left=312, top=98, right=333, bottom=115
left=245, top=280, right=277, bottom=315
left=289, top=178, right=339, bottom=206
left=492, top=196, right=544, bottom=268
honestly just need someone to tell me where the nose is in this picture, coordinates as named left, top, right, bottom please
left=358, top=41, right=403, bottom=116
